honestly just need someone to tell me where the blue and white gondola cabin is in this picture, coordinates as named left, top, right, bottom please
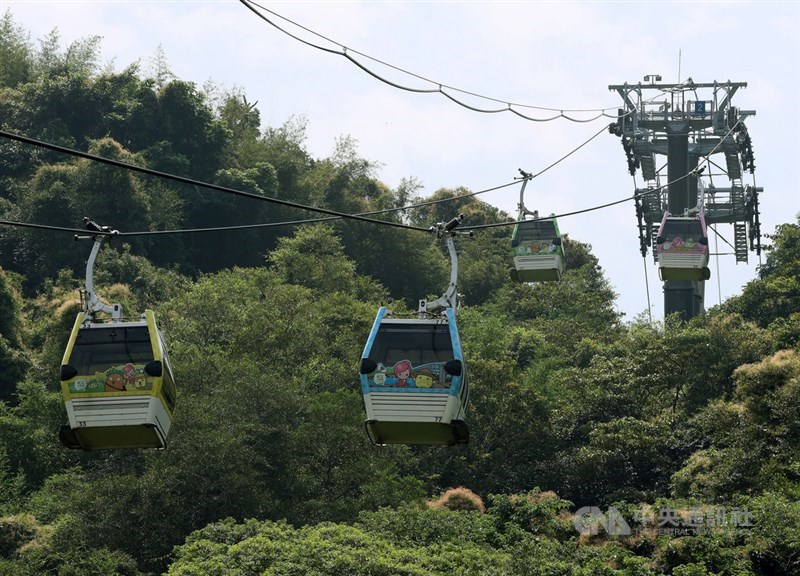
left=359, top=307, right=469, bottom=445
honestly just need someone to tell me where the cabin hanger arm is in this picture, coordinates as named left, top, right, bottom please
left=517, top=169, right=538, bottom=218
left=419, top=215, right=471, bottom=317
left=76, top=218, right=122, bottom=322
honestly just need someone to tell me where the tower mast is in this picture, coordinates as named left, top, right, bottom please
left=609, top=78, right=761, bottom=319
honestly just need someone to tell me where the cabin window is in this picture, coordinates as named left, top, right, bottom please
left=370, top=324, right=454, bottom=366
left=661, top=220, right=704, bottom=242
left=515, top=220, right=558, bottom=242
left=68, top=326, right=154, bottom=375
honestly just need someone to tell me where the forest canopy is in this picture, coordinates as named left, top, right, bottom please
left=1, top=12, right=799, bottom=576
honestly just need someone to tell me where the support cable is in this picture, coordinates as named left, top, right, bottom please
left=239, top=0, right=644, bottom=123
left=0, top=121, right=607, bottom=237
left=642, top=256, right=653, bottom=324
left=713, top=224, right=723, bottom=306
left=0, top=128, right=429, bottom=233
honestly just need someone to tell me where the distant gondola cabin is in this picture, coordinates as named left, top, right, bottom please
left=656, top=212, right=711, bottom=281
left=59, top=309, right=176, bottom=450
left=511, top=218, right=565, bottom=282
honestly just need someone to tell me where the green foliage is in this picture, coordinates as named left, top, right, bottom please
left=672, top=349, right=800, bottom=500
left=267, top=223, right=387, bottom=302
left=0, top=334, right=29, bottom=401
left=0, top=11, right=34, bottom=88
left=169, top=513, right=512, bottom=576
left=341, top=221, right=449, bottom=308
left=484, top=235, right=621, bottom=350
left=487, top=490, right=574, bottom=543
left=358, top=503, right=497, bottom=547
left=153, top=80, right=228, bottom=181
left=0, top=268, right=24, bottom=345
left=283, top=390, right=426, bottom=524
left=80, top=138, right=152, bottom=228
left=0, top=445, right=26, bottom=514
left=94, top=243, right=191, bottom=313
left=0, top=511, right=142, bottom=576
left=217, top=92, right=261, bottom=150
left=2, top=381, right=75, bottom=492
left=0, top=513, right=39, bottom=560
left=655, top=533, right=754, bottom=575
left=399, top=189, right=515, bottom=306
left=0, top=16, right=798, bottom=576
left=172, top=502, right=757, bottom=575
left=179, top=163, right=279, bottom=271
left=746, top=492, right=800, bottom=575
left=723, top=217, right=800, bottom=330
left=11, top=266, right=417, bottom=572
left=257, top=115, right=314, bottom=196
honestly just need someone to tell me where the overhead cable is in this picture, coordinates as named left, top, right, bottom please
left=116, top=177, right=522, bottom=238
left=0, top=117, right=607, bottom=237
left=0, top=128, right=430, bottom=233
left=0, top=219, right=103, bottom=236
left=462, top=171, right=695, bottom=232
left=462, top=116, right=753, bottom=232
left=0, top=118, right=701, bottom=239
left=238, top=0, right=626, bottom=123
left=528, top=122, right=609, bottom=179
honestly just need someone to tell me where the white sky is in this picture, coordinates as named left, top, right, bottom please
left=3, top=0, right=799, bottom=321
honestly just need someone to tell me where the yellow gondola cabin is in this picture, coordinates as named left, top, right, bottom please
left=58, top=219, right=176, bottom=450
left=59, top=309, right=176, bottom=450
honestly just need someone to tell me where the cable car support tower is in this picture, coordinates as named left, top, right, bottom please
left=609, top=78, right=762, bottom=319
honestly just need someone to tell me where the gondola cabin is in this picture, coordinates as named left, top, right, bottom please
left=59, top=310, right=176, bottom=450
left=359, top=307, right=469, bottom=445
left=656, top=212, right=711, bottom=281
left=511, top=218, right=565, bottom=282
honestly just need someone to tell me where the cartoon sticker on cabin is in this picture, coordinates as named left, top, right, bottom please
left=67, top=363, right=152, bottom=394
left=661, top=236, right=701, bottom=253
left=514, top=241, right=558, bottom=257
left=414, top=369, right=437, bottom=388
left=391, top=360, right=415, bottom=387
left=367, top=361, right=451, bottom=389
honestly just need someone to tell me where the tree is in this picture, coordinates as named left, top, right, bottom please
left=153, top=80, right=228, bottom=181
left=671, top=349, right=800, bottom=500
left=79, top=138, right=152, bottom=230
left=14, top=138, right=156, bottom=288
left=0, top=270, right=28, bottom=402
left=145, top=44, right=174, bottom=89
left=267, top=223, right=386, bottom=301
left=484, top=235, right=621, bottom=359
left=30, top=26, right=102, bottom=79
left=182, top=163, right=279, bottom=271
left=217, top=90, right=261, bottom=166
left=0, top=511, right=142, bottom=575
left=93, top=244, right=191, bottom=313
left=723, top=216, right=800, bottom=334
left=0, top=11, right=34, bottom=88
left=257, top=115, right=314, bottom=199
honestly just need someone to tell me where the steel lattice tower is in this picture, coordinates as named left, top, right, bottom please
left=609, top=78, right=762, bottom=319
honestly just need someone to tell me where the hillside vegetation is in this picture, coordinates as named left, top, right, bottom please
left=1, top=12, right=799, bottom=575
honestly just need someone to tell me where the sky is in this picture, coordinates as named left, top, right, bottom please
left=3, top=0, right=798, bottom=322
